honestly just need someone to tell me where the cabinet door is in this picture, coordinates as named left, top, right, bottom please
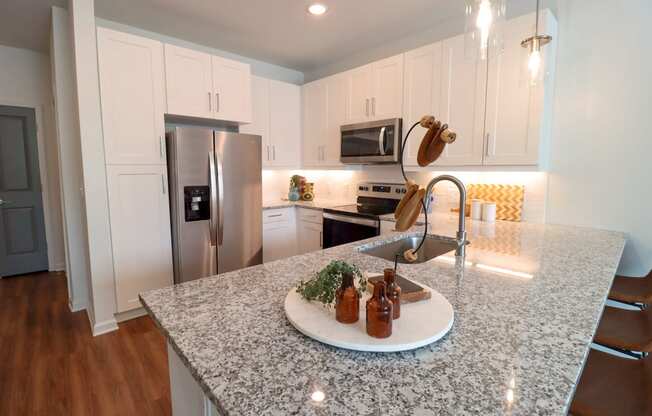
left=268, top=80, right=301, bottom=168
left=402, top=43, right=442, bottom=166
left=263, top=223, right=297, bottom=262
left=324, top=74, right=348, bottom=166
left=297, top=220, right=322, bottom=254
left=302, top=80, right=328, bottom=167
left=106, top=165, right=173, bottom=313
left=212, top=56, right=252, bottom=123
left=347, top=64, right=373, bottom=122
left=438, top=34, right=486, bottom=166
left=240, top=76, right=271, bottom=166
left=484, top=12, right=555, bottom=166
left=97, top=28, right=166, bottom=165
left=371, top=54, right=404, bottom=120
left=164, top=44, right=213, bottom=119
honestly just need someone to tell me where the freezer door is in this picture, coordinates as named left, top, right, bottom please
left=167, top=126, right=217, bottom=283
left=213, top=132, right=262, bottom=273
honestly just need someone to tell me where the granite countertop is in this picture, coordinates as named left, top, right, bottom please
left=262, top=199, right=353, bottom=211
left=140, top=216, right=626, bottom=416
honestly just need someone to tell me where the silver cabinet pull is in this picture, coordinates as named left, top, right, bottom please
left=365, top=98, right=370, bottom=116
left=161, top=175, right=167, bottom=194
left=216, top=92, right=220, bottom=113
left=208, top=92, right=212, bottom=112
left=372, top=97, right=376, bottom=116
left=485, top=133, right=491, bottom=156
left=272, top=145, right=276, bottom=161
left=159, top=136, right=165, bottom=159
left=266, top=145, right=270, bottom=161
left=267, top=213, right=282, bottom=218
left=319, top=231, right=323, bottom=248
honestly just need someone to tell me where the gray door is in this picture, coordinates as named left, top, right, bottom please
left=214, top=132, right=262, bottom=274
left=0, top=105, right=48, bottom=276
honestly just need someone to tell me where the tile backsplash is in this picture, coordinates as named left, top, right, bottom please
left=262, top=167, right=548, bottom=223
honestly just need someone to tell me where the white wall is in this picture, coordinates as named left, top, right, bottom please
left=0, top=44, right=66, bottom=271
left=50, top=6, right=91, bottom=312
left=547, top=0, right=652, bottom=275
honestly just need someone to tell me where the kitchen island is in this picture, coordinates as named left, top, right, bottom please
left=140, top=214, right=626, bottom=415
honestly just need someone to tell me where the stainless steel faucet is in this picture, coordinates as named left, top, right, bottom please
left=424, top=175, right=468, bottom=257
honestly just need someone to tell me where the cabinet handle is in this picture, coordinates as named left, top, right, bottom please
left=216, top=92, right=220, bottom=113
left=161, top=175, right=167, bottom=194
left=159, top=136, right=164, bottom=159
left=365, top=99, right=369, bottom=116
left=371, top=97, right=376, bottom=116
left=266, top=145, right=270, bottom=161
left=208, top=92, right=212, bottom=112
left=267, top=213, right=282, bottom=218
left=272, top=145, right=276, bottom=161
left=319, top=231, right=323, bottom=248
left=485, top=133, right=491, bottom=156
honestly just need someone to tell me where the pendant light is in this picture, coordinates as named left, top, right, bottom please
left=465, top=0, right=506, bottom=61
left=521, top=0, right=552, bottom=84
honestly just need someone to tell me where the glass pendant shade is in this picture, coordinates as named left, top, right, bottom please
left=464, top=0, right=506, bottom=61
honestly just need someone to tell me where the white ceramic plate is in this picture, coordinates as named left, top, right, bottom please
left=284, top=279, right=454, bottom=352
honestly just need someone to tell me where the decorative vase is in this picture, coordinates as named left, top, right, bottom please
left=335, top=272, right=359, bottom=324
left=366, top=281, right=393, bottom=338
left=383, top=268, right=401, bottom=319
left=288, top=187, right=300, bottom=201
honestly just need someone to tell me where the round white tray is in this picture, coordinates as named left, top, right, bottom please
left=284, top=280, right=454, bottom=353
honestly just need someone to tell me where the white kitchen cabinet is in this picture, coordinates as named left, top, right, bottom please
left=296, top=208, right=323, bottom=254
left=484, top=10, right=557, bottom=166
left=402, top=43, right=443, bottom=166
left=346, top=54, right=403, bottom=123
left=211, top=55, right=252, bottom=123
left=263, top=208, right=297, bottom=262
left=97, top=28, right=166, bottom=165
left=242, top=76, right=300, bottom=168
left=380, top=220, right=395, bottom=235
left=106, top=165, right=173, bottom=313
left=302, top=79, right=328, bottom=167
left=164, top=44, right=213, bottom=119
left=437, top=34, right=487, bottom=166
left=164, top=44, right=251, bottom=123
left=324, top=74, right=348, bottom=166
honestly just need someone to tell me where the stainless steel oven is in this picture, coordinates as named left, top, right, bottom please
left=340, top=118, right=402, bottom=164
left=322, top=213, right=380, bottom=249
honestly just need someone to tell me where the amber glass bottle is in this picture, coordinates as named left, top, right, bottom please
left=366, top=281, right=393, bottom=338
left=335, top=272, right=360, bottom=324
left=384, top=268, right=401, bottom=319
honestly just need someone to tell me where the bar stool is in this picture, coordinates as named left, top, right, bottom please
left=609, top=270, right=652, bottom=306
left=593, top=305, right=652, bottom=358
left=570, top=349, right=652, bottom=415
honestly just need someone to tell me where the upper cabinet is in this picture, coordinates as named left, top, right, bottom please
left=97, top=28, right=167, bottom=165
left=241, top=76, right=300, bottom=168
left=346, top=54, right=404, bottom=123
left=483, top=10, right=557, bottom=166
left=164, top=44, right=252, bottom=123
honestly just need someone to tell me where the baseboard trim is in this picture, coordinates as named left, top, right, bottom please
left=49, top=263, right=66, bottom=272
left=115, top=307, right=148, bottom=323
left=68, top=298, right=87, bottom=312
left=92, top=318, right=119, bottom=336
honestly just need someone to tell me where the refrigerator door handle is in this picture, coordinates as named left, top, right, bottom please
left=216, top=151, right=225, bottom=246
left=208, top=152, right=218, bottom=246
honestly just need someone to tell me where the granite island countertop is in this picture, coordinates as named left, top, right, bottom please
left=140, top=216, right=626, bottom=416
left=262, top=199, right=353, bottom=211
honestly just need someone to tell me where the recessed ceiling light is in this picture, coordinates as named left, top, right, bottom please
left=307, top=3, right=328, bottom=16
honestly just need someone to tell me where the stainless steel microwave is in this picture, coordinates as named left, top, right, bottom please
left=340, top=118, right=402, bottom=164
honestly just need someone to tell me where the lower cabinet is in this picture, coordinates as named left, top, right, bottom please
left=380, top=220, right=395, bottom=235
left=262, top=208, right=297, bottom=263
left=297, top=208, right=323, bottom=254
left=106, top=165, right=173, bottom=313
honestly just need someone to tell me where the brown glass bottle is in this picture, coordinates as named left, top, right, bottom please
left=335, top=273, right=359, bottom=324
left=384, top=268, right=401, bottom=319
left=366, top=281, right=393, bottom=338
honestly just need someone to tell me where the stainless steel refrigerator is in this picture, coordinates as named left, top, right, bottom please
left=166, top=126, right=262, bottom=284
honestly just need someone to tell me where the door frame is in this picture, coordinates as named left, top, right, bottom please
left=0, top=99, right=59, bottom=273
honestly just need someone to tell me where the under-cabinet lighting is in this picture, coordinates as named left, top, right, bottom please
left=307, top=3, right=328, bottom=16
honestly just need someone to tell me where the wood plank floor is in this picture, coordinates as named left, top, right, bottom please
left=0, top=271, right=171, bottom=415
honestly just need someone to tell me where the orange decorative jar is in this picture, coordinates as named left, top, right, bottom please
left=366, top=281, right=393, bottom=338
left=335, top=272, right=359, bottom=324
left=384, top=268, right=401, bottom=320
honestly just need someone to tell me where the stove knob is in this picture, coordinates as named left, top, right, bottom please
left=395, top=189, right=401, bottom=194
left=402, top=189, right=406, bottom=194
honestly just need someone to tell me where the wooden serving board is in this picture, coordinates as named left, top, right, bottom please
left=366, top=274, right=432, bottom=304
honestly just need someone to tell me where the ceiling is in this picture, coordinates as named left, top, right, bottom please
left=0, top=0, right=553, bottom=73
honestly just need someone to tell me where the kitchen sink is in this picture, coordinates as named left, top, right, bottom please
left=360, top=235, right=460, bottom=264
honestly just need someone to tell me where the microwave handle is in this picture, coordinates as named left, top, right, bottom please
left=378, top=126, right=386, bottom=156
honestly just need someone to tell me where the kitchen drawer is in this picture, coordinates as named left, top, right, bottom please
left=263, top=208, right=294, bottom=224
left=297, top=208, right=323, bottom=225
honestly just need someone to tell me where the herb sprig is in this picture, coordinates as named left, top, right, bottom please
left=296, top=261, right=366, bottom=306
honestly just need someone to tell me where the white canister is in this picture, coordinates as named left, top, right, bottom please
left=470, top=199, right=483, bottom=220
left=482, top=202, right=497, bottom=223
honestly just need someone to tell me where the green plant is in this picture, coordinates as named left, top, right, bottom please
left=296, top=260, right=366, bottom=306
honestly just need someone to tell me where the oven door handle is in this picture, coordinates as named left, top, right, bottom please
left=378, top=126, right=386, bottom=156
left=323, top=213, right=380, bottom=228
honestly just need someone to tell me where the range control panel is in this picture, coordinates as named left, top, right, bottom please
left=357, top=183, right=407, bottom=200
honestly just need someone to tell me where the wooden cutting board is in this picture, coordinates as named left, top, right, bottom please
left=367, top=274, right=432, bottom=304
